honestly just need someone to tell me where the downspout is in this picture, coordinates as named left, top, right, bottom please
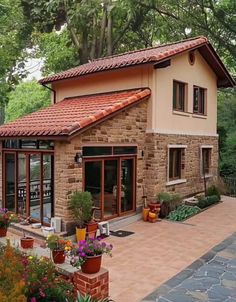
left=41, top=83, right=56, bottom=104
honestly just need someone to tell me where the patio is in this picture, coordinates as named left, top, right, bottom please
left=102, top=196, right=236, bottom=301
left=1, top=195, right=236, bottom=301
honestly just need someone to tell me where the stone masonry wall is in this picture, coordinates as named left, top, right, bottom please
left=145, top=133, right=218, bottom=199
left=54, top=101, right=148, bottom=232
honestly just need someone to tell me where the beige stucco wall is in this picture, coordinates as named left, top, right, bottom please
left=153, top=50, right=217, bottom=135
left=52, top=50, right=218, bottom=135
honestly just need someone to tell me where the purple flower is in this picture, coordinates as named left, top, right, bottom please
left=31, top=298, right=37, bottom=302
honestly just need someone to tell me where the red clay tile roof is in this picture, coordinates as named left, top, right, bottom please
left=0, top=88, right=150, bottom=139
left=39, top=36, right=208, bottom=84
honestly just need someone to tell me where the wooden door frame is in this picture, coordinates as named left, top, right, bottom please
left=83, top=155, right=137, bottom=220
left=2, top=150, right=54, bottom=225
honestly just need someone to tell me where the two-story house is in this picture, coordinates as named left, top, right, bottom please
left=0, top=36, right=234, bottom=232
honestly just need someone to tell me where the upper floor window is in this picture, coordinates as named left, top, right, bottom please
left=173, top=80, right=187, bottom=112
left=193, top=86, right=206, bottom=115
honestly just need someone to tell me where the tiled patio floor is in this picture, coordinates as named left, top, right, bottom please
left=102, top=196, right=236, bottom=302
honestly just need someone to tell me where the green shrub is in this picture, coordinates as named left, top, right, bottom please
left=157, top=192, right=182, bottom=218
left=206, top=185, right=221, bottom=200
left=167, top=205, right=200, bottom=221
left=76, top=293, right=112, bottom=302
left=197, top=194, right=220, bottom=209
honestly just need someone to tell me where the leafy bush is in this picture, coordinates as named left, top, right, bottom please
left=206, top=185, right=221, bottom=200
left=0, top=243, right=74, bottom=302
left=197, top=195, right=220, bottom=209
left=167, top=205, right=200, bottom=221
left=157, top=192, right=182, bottom=218
left=76, top=293, right=112, bottom=302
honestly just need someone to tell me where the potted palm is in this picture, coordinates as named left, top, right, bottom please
left=46, top=234, right=72, bottom=264
left=69, top=191, right=93, bottom=242
left=70, top=238, right=113, bottom=274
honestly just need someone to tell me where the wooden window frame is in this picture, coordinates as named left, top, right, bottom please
left=173, top=80, right=188, bottom=112
left=193, top=86, right=207, bottom=115
left=167, top=145, right=187, bottom=185
left=200, top=146, right=212, bottom=177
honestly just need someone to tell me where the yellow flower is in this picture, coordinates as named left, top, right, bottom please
left=28, top=256, right=33, bottom=260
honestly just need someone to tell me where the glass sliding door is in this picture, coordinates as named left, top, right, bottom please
left=29, top=154, right=41, bottom=221
left=121, top=158, right=134, bottom=213
left=84, top=156, right=136, bottom=219
left=18, top=153, right=27, bottom=216
left=84, top=161, right=102, bottom=219
left=5, top=153, right=16, bottom=211
left=43, top=154, right=53, bottom=224
left=104, top=160, right=118, bottom=218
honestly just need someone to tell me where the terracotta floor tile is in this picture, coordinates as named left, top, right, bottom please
left=103, top=196, right=236, bottom=301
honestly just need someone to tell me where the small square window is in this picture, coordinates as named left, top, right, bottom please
left=193, top=86, right=206, bottom=115
left=173, top=81, right=187, bottom=112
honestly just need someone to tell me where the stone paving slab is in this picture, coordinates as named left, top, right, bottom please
left=142, top=232, right=236, bottom=302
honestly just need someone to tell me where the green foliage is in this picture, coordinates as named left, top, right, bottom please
left=197, top=195, right=220, bottom=209
left=35, top=30, right=79, bottom=75
left=69, top=191, right=93, bottom=228
left=5, top=80, right=50, bottom=122
left=76, top=293, right=112, bottom=302
left=217, top=88, right=236, bottom=176
left=157, top=192, right=182, bottom=218
left=206, top=185, right=221, bottom=200
left=0, top=0, right=32, bottom=107
left=167, top=205, right=200, bottom=221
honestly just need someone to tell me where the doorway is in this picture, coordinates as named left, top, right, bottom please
left=84, top=157, right=136, bottom=220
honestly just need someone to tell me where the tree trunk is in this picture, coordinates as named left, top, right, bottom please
left=107, top=3, right=113, bottom=56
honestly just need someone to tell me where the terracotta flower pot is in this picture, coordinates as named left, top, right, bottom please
left=86, top=222, right=98, bottom=239
left=81, top=255, right=102, bottom=274
left=0, top=227, right=7, bottom=237
left=52, top=249, right=66, bottom=264
left=148, top=202, right=161, bottom=212
left=20, top=237, right=34, bottom=249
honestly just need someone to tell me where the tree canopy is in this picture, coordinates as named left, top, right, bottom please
left=6, top=81, right=50, bottom=122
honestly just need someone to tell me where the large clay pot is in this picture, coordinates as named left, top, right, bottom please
left=148, top=202, right=161, bottom=212
left=142, top=208, right=150, bottom=221
left=0, top=227, right=7, bottom=237
left=81, top=255, right=102, bottom=274
left=76, top=227, right=86, bottom=242
left=52, top=249, right=66, bottom=264
left=86, top=222, right=98, bottom=239
left=20, top=237, right=34, bottom=249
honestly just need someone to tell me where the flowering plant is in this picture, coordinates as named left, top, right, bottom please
left=0, top=208, right=18, bottom=228
left=46, top=234, right=72, bottom=252
left=70, top=238, right=113, bottom=268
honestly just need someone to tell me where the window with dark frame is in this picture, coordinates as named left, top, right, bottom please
left=169, top=148, right=183, bottom=181
left=202, top=148, right=211, bottom=175
left=173, top=81, right=186, bottom=112
left=193, top=86, right=206, bottom=115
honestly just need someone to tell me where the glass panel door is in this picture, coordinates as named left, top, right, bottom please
left=84, top=161, right=102, bottom=219
left=29, top=154, right=41, bottom=221
left=5, top=153, right=15, bottom=211
left=104, top=160, right=118, bottom=218
left=18, top=153, right=27, bottom=216
left=121, top=158, right=134, bottom=213
left=43, top=154, right=53, bottom=224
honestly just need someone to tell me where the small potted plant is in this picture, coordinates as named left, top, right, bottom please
left=0, top=208, right=18, bottom=237
left=46, top=234, right=72, bottom=264
left=69, top=191, right=93, bottom=242
left=70, top=238, right=113, bottom=274
left=20, top=231, right=34, bottom=249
